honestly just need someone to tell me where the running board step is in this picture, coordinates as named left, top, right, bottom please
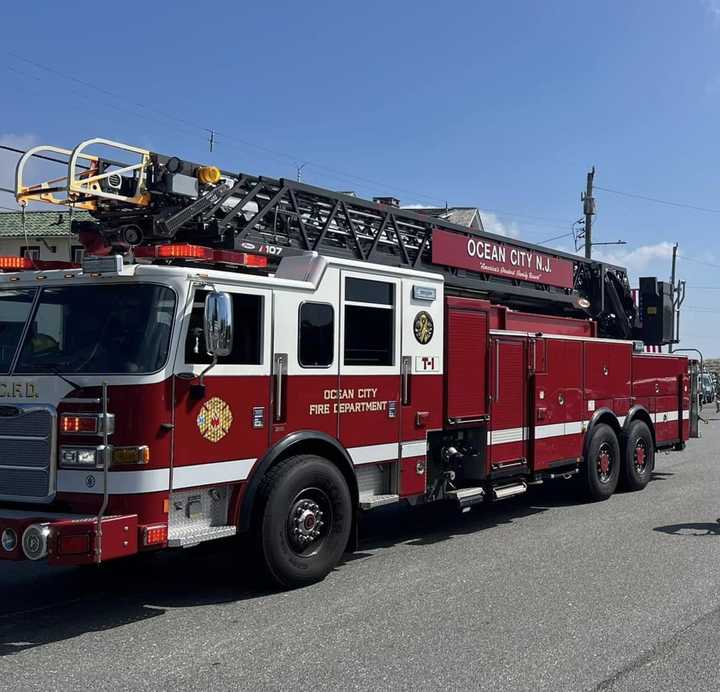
left=167, top=525, right=238, bottom=548
left=359, top=493, right=400, bottom=510
left=447, top=487, right=486, bottom=508
left=491, top=481, right=527, bottom=501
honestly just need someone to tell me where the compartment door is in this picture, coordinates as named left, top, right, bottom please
left=489, top=338, right=528, bottom=467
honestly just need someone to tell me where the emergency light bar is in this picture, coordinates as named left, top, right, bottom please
left=0, top=257, right=80, bottom=272
left=133, top=243, right=268, bottom=268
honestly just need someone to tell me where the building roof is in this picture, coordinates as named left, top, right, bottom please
left=403, top=207, right=484, bottom=232
left=0, top=210, right=93, bottom=238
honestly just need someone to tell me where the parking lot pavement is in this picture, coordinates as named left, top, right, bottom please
left=2, top=420, right=720, bottom=691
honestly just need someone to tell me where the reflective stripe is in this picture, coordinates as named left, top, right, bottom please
left=57, top=458, right=257, bottom=495
left=349, top=442, right=399, bottom=465
left=401, top=440, right=427, bottom=458
left=654, top=410, right=680, bottom=423
left=58, top=468, right=170, bottom=495
left=173, top=458, right=255, bottom=489
left=490, top=427, right=526, bottom=444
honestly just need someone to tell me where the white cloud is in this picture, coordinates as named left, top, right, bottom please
left=478, top=209, right=521, bottom=238
left=702, top=0, right=720, bottom=19
left=0, top=134, right=38, bottom=208
left=591, top=241, right=676, bottom=279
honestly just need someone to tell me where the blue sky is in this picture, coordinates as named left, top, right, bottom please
left=2, top=1, right=720, bottom=354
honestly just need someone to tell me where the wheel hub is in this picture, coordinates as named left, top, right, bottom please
left=597, top=442, right=613, bottom=482
left=290, top=499, right=324, bottom=548
left=599, top=452, right=610, bottom=475
left=634, top=439, right=648, bottom=472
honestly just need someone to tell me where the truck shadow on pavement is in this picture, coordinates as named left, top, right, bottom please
left=654, top=521, right=720, bottom=537
left=0, top=474, right=668, bottom=656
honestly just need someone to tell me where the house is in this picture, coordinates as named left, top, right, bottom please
left=0, top=210, right=93, bottom=263
left=405, top=206, right=485, bottom=232
left=370, top=196, right=485, bottom=232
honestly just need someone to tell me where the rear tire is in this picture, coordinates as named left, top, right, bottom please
left=582, top=423, right=620, bottom=501
left=621, top=420, right=654, bottom=491
left=253, top=455, right=352, bottom=588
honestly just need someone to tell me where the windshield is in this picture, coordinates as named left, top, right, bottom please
left=0, top=284, right=176, bottom=375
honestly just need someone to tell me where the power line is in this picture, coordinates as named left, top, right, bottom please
left=595, top=185, right=720, bottom=214
left=3, top=52, right=580, bottom=232
left=538, top=232, right=574, bottom=244
left=677, top=254, right=720, bottom=270
left=0, top=143, right=89, bottom=169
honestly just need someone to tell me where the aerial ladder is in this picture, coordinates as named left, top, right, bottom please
left=15, top=137, right=673, bottom=344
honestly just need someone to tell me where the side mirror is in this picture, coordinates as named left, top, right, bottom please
left=204, top=292, right=233, bottom=358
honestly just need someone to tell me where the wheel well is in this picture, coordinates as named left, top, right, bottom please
left=624, top=407, right=656, bottom=449
left=274, top=438, right=359, bottom=502
left=583, top=409, right=622, bottom=459
left=237, top=432, right=359, bottom=534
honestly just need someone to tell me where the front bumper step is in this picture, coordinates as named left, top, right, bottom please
left=0, top=510, right=138, bottom=564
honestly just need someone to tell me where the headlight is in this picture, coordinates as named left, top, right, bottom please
left=22, top=524, right=50, bottom=561
left=60, top=446, right=100, bottom=468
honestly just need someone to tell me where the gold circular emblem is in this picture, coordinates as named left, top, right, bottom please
left=197, top=397, right=233, bottom=443
left=414, top=311, right=434, bottom=345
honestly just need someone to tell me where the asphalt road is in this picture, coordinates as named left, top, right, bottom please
left=2, top=419, right=720, bottom=691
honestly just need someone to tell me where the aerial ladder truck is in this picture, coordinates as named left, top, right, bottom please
left=0, top=138, right=692, bottom=587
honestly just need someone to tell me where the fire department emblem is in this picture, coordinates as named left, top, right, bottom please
left=413, top=311, right=434, bottom=345
left=197, top=397, right=233, bottom=443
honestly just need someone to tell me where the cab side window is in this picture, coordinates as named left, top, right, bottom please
left=343, top=278, right=394, bottom=366
left=185, top=290, right=263, bottom=365
left=298, top=302, right=334, bottom=368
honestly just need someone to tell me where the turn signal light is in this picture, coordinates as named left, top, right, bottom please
left=143, top=525, right=168, bottom=546
left=60, top=415, right=98, bottom=434
left=112, top=446, right=150, bottom=466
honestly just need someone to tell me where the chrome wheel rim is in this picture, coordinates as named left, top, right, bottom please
left=597, top=442, right=614, bottom=483
left=286, top=487, right=332, bottom=557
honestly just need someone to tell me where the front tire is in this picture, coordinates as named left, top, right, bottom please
left=621, top=420, right=654, bottom=491
left=582, top=423, right=621, bottom=501
left=253, top=455, right=352, bottom=588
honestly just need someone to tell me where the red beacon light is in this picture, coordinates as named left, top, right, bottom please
left=134, top=243, right=268, bottom=268
left=135, top=243, right=214, bottom=260
left=0, top=257, right=80, bottom=272
left=0, top=256, right=33, bottom=271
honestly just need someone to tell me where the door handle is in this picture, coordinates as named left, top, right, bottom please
left=273, top=353, right=288, bottom=423
left=401, top=356, right=412, bottom=405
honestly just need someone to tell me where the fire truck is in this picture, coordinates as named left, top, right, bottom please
left=0, top=138, right=692, bottom=587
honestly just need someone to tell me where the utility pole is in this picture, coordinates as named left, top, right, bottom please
left=581, top=166, right=596, bottom=259
left=296, top=163, right=307, bottom=182
left=669, top=242, right=686, bottom=353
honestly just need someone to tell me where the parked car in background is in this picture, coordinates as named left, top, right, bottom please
left=701, top=372, right=715, bottom=404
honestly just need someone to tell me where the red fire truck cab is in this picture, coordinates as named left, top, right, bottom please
left=0, top=138, right=691, bottom=587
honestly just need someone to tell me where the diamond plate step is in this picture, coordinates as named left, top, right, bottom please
left=167, top=524, right=237, bottom=548
left=447, top=486, right=485, bottom=508
left=359, top=493, right=400, bottom=510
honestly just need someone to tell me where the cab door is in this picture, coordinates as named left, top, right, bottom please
left=337, top=271, right=401, bottom=465
left=270, top=267, right=340, bottom=443
left=172, top=284, right=272, bottom=488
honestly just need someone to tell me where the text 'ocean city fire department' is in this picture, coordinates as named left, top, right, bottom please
left=0, top=137, right=694, bottom=586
